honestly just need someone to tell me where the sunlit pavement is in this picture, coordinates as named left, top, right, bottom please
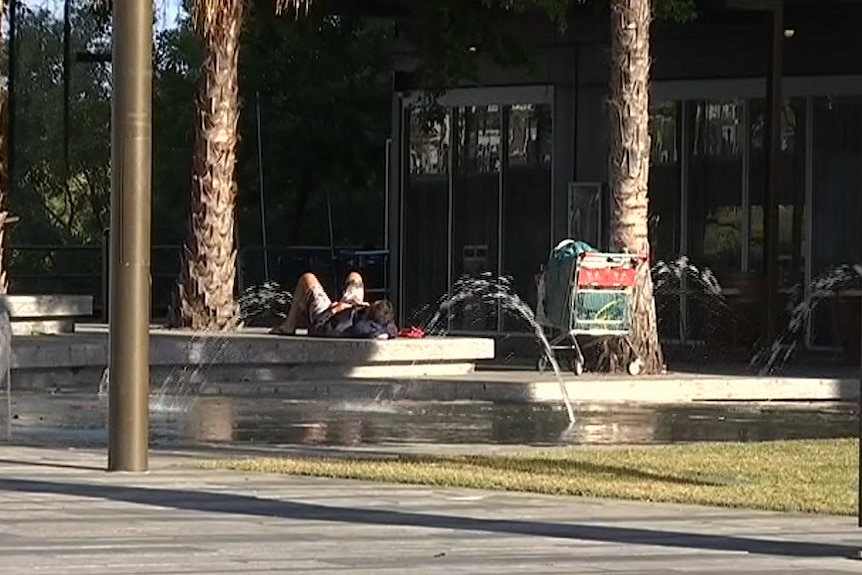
left=0, top=445, right=859, bottom=574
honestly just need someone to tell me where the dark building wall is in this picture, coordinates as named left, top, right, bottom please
left=393, top=2, right=862, bottom=87
left=389, top=1, right=862, bottom=347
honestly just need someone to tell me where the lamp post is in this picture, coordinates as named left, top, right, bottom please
left=107, top=0, right=153, bottom=473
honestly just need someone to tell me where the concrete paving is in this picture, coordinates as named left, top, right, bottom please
left=0, top=445, right=860, bottom=574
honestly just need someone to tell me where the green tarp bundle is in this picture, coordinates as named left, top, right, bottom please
left=541, top=239, right=629, bottom=330
left=542, top=240, right=595, bottom=328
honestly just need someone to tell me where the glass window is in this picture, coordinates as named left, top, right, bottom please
left=649, top=101, right=682, bottom=340
left=748, top=98, right=806, bottom=289
left=401, top=108, right=450, bottom=327
left=687, top=100, right=745, bottom=277
left=502, top=104, right=552, bottom=331
left=809, top=96, right=862, bottom=348
left=450, top=105, right=502, bottom=332
left=685, top=100, right=744, bottom=342
left=811, top=97, right=862, bottom=278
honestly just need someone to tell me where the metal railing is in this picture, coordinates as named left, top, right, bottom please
left=8, top=240, right=389, bottom=322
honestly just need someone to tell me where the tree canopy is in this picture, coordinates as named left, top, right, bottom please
left=7, top=0, right=698, bottom=310
left=10, top=1, right=393, bottom=309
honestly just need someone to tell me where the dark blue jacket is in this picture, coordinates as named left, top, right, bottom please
left=309, top=306, right=396, bottom=339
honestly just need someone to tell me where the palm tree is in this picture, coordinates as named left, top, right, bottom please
left=0, top=0, right=11, bottom=295
left=170, top=0, right=311, bottom=330
left=608, top=0, right=663, bottom=373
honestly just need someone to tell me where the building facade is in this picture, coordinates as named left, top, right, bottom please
left=385, top=0, right=862, bottom=355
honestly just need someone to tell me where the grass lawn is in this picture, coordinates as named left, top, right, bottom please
left=203, top=439, right=858, bottom=516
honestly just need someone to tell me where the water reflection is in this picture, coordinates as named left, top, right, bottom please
left=3, top=392, right=856, bottom=450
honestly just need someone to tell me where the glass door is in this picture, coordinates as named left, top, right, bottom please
left=401, top=108, right=450, bottom=327
left=808, top=97, right=862, bottom=353
left=450, top=105, right=502, bottom=332
left=685, top=99, right=745, bottom=343
left=649, top=101, right=682, bottom=341
left=502, top=104, right=552, bottom=331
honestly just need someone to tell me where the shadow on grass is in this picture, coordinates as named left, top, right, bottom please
left=445, top=455, right=722, bottom=487
left=0, top=476, right=854, bottom=559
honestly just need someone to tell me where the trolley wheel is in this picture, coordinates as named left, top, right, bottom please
left=537, top=356, right=549, bottom=373
left=570, top=358, right=584, bottom=376
left=627, top=358, right=643, bottom=376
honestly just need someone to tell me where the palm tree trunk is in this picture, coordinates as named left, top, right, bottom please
left=0, top=0, right=10, bottom=295
left=170, top=0, right=245, bottom=330
left=608, top=0, right=663, bottom=373
left=0, top=91, right=9, bottom=295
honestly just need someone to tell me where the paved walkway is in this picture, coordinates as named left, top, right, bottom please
left=0, top=445, right=861, bottom=574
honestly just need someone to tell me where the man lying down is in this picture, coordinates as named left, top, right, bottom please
left=269, top=271, right=398, bottom=340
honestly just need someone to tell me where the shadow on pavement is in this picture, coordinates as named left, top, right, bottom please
left=0, top=476, right=856, bottom=559
left=0, top=458, right=103, bottom=471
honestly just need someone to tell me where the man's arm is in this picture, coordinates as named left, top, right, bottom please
left=327, top=300, right=368, bottom=315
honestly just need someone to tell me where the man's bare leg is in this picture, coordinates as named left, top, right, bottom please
left=274, top=273, right=325, bottom=334
left=313, top=272, right=367, bottom=318
left=341, top=271, right=365, bottom=304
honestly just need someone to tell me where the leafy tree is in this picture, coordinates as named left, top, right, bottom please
left=9, top=3, right=112, bottom=296
left=169, top=0, right=315, bottom=330
left=236, top=7, right=392, bottom=264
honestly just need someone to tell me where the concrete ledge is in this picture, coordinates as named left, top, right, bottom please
left=148, top=372, right=861, bottom=402
left=11, top=319, right=75, bottom=336
left=13, top=327, right=494, bottom=368
left=2, top=294, right=94, bottom=336
left=411, top=372, right=862, bottom=403
left=9, top=324, right=495, bottom=392
left=3, top=294, right=93, bottom=317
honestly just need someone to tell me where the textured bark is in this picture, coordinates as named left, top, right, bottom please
left=170, top=0, right=244, bottom=330
left=0, top=89, right=9, bottom=295
left=608, top=0, right=663, bottom=373
left=0, top=0, right=10, bottom=295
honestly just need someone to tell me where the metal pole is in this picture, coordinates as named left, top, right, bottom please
left=384, top=137, right=391, bottom=249
left=763, top=5, right=783, bottom=343
left=108, top=0, right=153, bottom=473
left=255, top=91, right=269, bottom=281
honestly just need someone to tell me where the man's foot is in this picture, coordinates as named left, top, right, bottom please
left=342, top=274, right=365, bottom=304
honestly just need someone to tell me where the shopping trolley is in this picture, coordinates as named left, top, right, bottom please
left=536, top=240, right=644, bottom=376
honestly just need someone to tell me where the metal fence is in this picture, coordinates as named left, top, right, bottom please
left=8, top=241, right=389, bottom=321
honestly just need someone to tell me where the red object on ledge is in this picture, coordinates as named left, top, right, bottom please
left=397, top=326, right=426, bottom=339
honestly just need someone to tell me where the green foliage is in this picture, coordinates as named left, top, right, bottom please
left=152, top=19, right=200, bottom=245
left=11, top=1, right=394, bottom=297
left=14, top=4, right=111, bottom=246
left=8, top=0, right=699, bottom=297
left=237, top=2, right=393, bottom=259
left=655, top=0, right=698, bottom=21
left=9, top=4, right=112, bottom=295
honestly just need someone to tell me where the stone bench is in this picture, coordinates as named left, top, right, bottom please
left=2, top=295, right=94, bottom=336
